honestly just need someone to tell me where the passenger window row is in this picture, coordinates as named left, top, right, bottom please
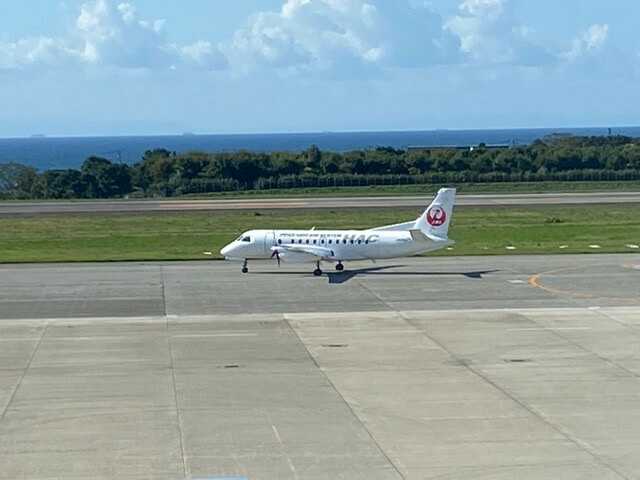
left=277, top=238, right=369, bottom=245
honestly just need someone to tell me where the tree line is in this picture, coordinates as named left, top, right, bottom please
left=1, top=135, right=640, bottom=199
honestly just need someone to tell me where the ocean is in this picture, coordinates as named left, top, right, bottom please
left=2, top=127, right=640, bottom=171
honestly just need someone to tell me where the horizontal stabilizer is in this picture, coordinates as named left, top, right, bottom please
left=410, top=229, right=453, bottom=243
left=371, top=220, right=415, bottom=232
left=410, top=229, right=428, bottom=241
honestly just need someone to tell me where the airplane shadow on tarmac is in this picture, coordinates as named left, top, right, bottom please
left=252, top=265, right=499, bottom=284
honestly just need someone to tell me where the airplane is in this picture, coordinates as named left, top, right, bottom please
left=220, top=187, right=456, bottom=276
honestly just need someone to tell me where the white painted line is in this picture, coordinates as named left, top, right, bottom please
left=559, top=245, right=569, bottom=249
left=202, top=251, right=213, bottom=255
left=505, top=246, right=516, bottom=250
left=508, top=327, right=593, bottom=332
left=446, top=247, right=454, bottom=251
left=509, top=280, right=525, bottom=284
left=627, top=244, right=639, bottom=249
left=272, top=425, right=283, bottom=444
left=287, top=458, right=297, bottom=477
left=385, top=330, right=427, bottom=334
left=0, top=338, right=42, bottom=342
left=172, top=333, right=258, bottom=338
left=271, top=425, right=297, bottom=477
left=47, top=337, right=143, bottom=341
left=549, top=327, right=593, bottom=331
left=589, top=244, right=601, bottom=249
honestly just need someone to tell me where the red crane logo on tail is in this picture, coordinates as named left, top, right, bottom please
left=426, top=205, right=446, bottom=226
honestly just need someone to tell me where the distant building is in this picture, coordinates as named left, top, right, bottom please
left=407, top=143, right=511, bottom=153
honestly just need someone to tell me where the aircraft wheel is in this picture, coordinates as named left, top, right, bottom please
left=313, top=268, right=323, bottom=276
left=335, top=263, right=344, bottom=271
left=242, top=267, right=248, bottom=274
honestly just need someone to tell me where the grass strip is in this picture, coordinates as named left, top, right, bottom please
left=177, top=181, right=640, bottom=199
left=4, top=180, right=638, bottom=203
left=1, top=205, right=640, bottom=263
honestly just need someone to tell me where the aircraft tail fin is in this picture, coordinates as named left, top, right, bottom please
left=413, top=188, right=456, bottom=238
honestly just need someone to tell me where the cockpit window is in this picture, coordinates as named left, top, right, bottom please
left=241, top=236, right=251, bottom=242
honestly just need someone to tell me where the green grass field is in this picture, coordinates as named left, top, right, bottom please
left=1, top=205, right=639, bottom=263
left=2, top=181, right=639, bottom=203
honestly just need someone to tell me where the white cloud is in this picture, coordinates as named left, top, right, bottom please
left=0, top=0, right=226, bottom=72
left=179, top=40, right=228, bottom=70
left=562, top=24, right=609, bottom=59
left=583, top=24, right=609, bottom=50
left=0, top=37, right=75, bottom=70
left=223, top=0, right=381, bottom=73
left=557, top=23, right=631, bottom=79
left=0, top=0, right=631, bottom=80
left=373, top=1, right=460, bottom=67
left=223, top=0, right=459, bottom=74
left=116, top=3, right=137, bottom=24
left=74, top=0, right=172, bottom=68
left=445, top=0, right=553, bottom=65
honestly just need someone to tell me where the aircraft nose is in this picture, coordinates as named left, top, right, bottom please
left=220, top=244, right=232, bottom=257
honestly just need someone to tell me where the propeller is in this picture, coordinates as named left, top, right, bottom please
left=270, top=248, right=281, bottom=267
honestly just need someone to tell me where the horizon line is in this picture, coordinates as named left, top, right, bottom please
left=2, top=125, right=640, bottom=141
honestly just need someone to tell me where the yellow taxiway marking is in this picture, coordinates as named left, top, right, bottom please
left=529, top=264, right=638, bottom=301
left=620, top=262, right=640, bottom=270
left=529, top=265, right=596, bottom=298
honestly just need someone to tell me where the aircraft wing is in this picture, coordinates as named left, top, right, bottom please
left=273, top=244, right=336, bottom=259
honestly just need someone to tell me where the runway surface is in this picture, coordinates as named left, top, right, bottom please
left=2, top=191, right=640, bottom=215
left=1, top=254, right=640, bottom=479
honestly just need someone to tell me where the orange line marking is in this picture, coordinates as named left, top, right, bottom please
left=529, top=264, right=638, bottom=301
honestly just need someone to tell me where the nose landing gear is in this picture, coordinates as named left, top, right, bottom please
left=335, top=262, right=344, bottom=271
left=313, top=261, right=323, bottom=276
left=242, top=260, right=248, bottom=274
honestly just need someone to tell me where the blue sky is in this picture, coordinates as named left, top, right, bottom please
left=0, top=0, right=638, bottom=136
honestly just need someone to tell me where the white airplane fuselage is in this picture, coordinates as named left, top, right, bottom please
left=220, top=188, right=457, bottom=275
left=220, top=228, right=453, bottom=263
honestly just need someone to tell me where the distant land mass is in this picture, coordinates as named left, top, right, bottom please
left=2, top=127, right=640, bottom=171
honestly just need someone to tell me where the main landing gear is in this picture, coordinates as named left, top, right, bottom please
left=313, top=261, right=346, bottom=276
left=240, top=259, right=338, bottom=276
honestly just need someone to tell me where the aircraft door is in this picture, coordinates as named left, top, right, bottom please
left=264, top=230, right=276, bottom=256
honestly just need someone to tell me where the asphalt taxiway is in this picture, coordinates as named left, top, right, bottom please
left=1, top=191, right=640, bottom=215
left=1, top=254, right=639, bottom=479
